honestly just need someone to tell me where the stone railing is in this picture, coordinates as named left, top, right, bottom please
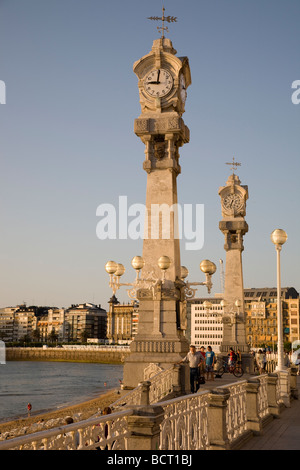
left=159, top=391, right=210, bottom=450
left=0, top=409, right=133, bottom=450
left=0, top=368, right=297, bottom=451
left=111, top=364, right=182, bottom=410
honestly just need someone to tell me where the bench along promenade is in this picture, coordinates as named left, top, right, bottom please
left=0, top=358, right=298, bottom=451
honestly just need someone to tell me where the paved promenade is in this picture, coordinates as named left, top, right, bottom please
left=240, top=375, right=300, bottom=450
left=199, top=373, right=300, bottom=450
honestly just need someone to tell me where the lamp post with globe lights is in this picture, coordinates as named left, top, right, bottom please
left=270, top=229, right=288, bottom=371
left=105, top=256, right=216, bottom=301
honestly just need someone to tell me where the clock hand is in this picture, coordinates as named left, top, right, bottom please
left=156, top=69, right=160, bottom=84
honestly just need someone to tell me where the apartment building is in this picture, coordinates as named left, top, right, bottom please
left=186, top=287, right=299, bottom=349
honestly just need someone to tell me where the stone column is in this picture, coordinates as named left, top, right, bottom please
left=245, top=379, right=262, bottom=434
left=207, top=389, right=231, bottom=450
left=277, top=369, right=291, bottom=408
left=170, top=364, right=182, bottom=397
left=139, top=381, right=151, bottom=406
left=126, top=405, right=164, bottom=451
left=267, top=373, right=281, bottom=418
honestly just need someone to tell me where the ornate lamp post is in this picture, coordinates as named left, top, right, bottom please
left=180, top=260, right=217, bottom=298
left=105, top=257, right=216, bottom=301
left=270, top=228, right=288, bottom=371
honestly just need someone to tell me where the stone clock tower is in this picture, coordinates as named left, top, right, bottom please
left=122, top=34, right=192, bottom=389
left=218, top=161, right=253, bottom=372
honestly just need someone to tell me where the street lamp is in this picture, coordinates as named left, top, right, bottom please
left=105, top=257, right=216, bottom=300
left=181, top=260, right=217, bottom=298
left=270, top=228, right=288, bottom=371
left=105, top=256, right=169, bottom=299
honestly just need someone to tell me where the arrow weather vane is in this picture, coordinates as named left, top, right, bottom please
left=148, top=6, right=177, bottom=39
left=225, top=157, right=241, bottom=174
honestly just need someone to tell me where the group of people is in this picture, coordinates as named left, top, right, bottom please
left=252, top=348, right=292, bottom=374
left=178, top=345, right=216, bottom=393
left=179, top=345, right=243, bottom=394
left=252, top=349, right=267, bottom=374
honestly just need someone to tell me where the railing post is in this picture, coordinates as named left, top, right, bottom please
left=139, top=381, right=151, bottom=406
left=126, top=405, right=164, bottom=451
left=266, top=373, right=281, bottom=418
left=207, top=389, right=231, bottom=450
left=171, top=364, right=182, bottom=396
left=245, top=379, right=262, bottom=434
left=277, top=369, right=291, bottom=408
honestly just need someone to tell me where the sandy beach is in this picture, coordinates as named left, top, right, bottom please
left=0, top=389, right=119, bottom=439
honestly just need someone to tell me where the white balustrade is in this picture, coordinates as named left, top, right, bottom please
left=159, top=391, right=209, bottom=450
left=257, top=374, right=269, bottom=419
left=0, top=409, right=133, bottom=451
left=218, top=381, right=247, bottom=443
left=0, top=367, right=294, bottom=451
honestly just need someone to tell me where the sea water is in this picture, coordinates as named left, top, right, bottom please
left=0, top=361, right=123, bottom=422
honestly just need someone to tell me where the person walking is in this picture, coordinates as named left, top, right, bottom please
left=205, top=345, right=216, bottom=381
left=262, top=349, right=267, bottom=371
left=283, top=349, right=290, bottom=368
left=236, top=349, right=242, bottom=364
left=256, top=349, right=265, bottom=374
left=199, top=346, right=206, bottom=380
left=178, top=345, right=204, bottom=393
left=228, top=347, right=237, bottom=368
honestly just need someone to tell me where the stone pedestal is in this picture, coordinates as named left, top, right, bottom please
left=207, top=389, right=231, bottom=450
left=126, top=405, right=164, bottom=451
left=123, top=286, right=190, bottom=389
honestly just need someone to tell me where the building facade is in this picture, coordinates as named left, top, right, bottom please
left=244, top=287, right=299, bottom=348
left=64, top=303, right=107, bottom=343
left=190, top=298, right=224, bottom=353
left=37, top=308, right=66, bottom=343
left=107, top=297, right=138, bottom=344
left=0, top=303, right=107, bottom=343
left=0, top=305, right=45, bottom=342
left=186, top=287, right=299, bottom=350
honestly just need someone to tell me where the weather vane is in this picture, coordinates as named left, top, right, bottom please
left=148, top=6, right=177, bottom=39
left=225, top=157, right=241, bottom=174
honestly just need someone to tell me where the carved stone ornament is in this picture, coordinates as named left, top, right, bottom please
left=154, top=140, right=166, bottom=159
left=144, top=362, right=163, bottom=380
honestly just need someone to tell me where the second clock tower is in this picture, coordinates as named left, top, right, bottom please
left=218, top=161, right=253, bottom=372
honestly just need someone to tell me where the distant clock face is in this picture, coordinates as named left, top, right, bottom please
left=222, top=193, right=243, bottom=212
left=144, top=68, right=173, bottom=98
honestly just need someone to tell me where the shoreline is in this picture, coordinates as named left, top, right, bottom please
left=6, top=347, right=129, bottom=365
left=0, top=388, right=120, bottom=438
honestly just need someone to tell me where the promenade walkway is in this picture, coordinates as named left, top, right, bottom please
left=240, top=375, right=300, bottom=450
left=199, top=373, right=300, bottom=450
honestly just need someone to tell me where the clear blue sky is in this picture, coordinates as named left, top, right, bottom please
left=0, top=0, right=299, bottom=308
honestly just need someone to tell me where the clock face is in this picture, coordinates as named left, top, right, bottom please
left=222, top=193, right=244, bottom=212
left=180, top=74, right=187, bottom=103
left=144, top=69, right=173, bottom=98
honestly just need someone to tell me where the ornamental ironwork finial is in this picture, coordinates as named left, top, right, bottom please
left=225, top=157, right=241, bottom=174
left=148, top=6, right=177, bottom=39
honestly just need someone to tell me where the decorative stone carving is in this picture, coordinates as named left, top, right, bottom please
left=144, top=363, right=163, bottom=380
left=154, top=140, right=167, bottom=159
